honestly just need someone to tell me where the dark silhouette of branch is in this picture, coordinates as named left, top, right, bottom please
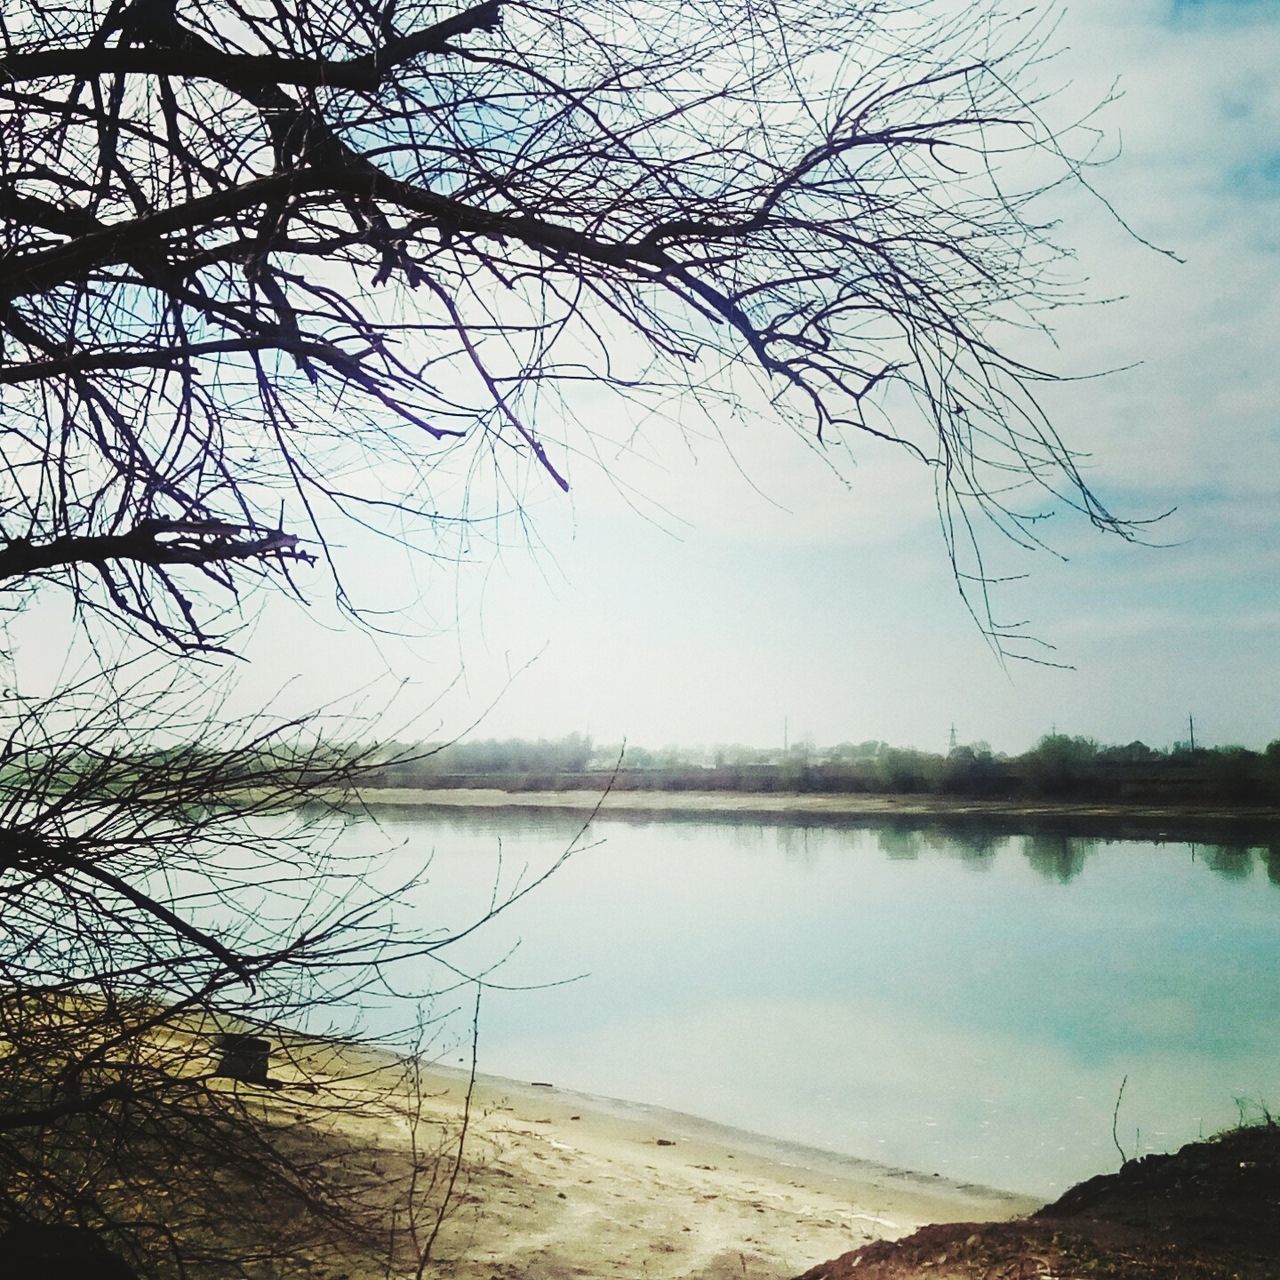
left=0, top=1083, right=135, bottom=1134
left=1, top=165, right=661, bottom=307
left=0, top=522, right=311, bottom=582
left=1, top=0, right=1145, bottom=664
left=0, top=1, right=501, bottom=92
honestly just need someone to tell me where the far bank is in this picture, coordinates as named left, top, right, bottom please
left=344, top=785, right=1280, bottom=844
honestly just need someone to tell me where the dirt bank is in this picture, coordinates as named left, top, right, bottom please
left=795, top=1123, right=1280, bottom=1280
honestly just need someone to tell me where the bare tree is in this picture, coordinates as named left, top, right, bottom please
left=0, top=0, right=1151, bottom=1273
left=0, top=659, right=512, bottom=1275
left=2, top=0, right=1144, bottom=652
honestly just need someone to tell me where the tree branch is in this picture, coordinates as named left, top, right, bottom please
left=0, top=522, right=312, bottom=581
left=0, top=1082, right=134, bottom=1134
left=0, top=1, right=502, bottom=91
left=1, top=165, right=662, bottom=306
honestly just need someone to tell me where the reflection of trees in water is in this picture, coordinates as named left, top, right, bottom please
left=1205, top=844, right=1254, bottom=880
left=878, top=827, right=923, bottom=861
left=1022, top=833, right=1094, bottom=883
left=1190, top=842, right=1280, bottom=884
left=1263, top=845, right=1280, bottom=887
left=945, top=829, right=1007, bottom=868
left=1013, top=833, right=1280, bottom=887
left=775, top=823, right=821, bottom=868
left=720, top=822, right=772, bottom=853
left=877, top=822, right=987, bottom=863
left=391, top=812, right=1280, bottom=888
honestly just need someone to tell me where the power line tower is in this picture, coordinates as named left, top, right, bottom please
left=948, top=723, right=958, bottom=753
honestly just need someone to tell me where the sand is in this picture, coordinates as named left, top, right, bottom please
left=289, top=1047, right=1037, bottom=1280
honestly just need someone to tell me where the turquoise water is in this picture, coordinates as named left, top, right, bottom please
left=336, top=809, right=1280, bottom=1197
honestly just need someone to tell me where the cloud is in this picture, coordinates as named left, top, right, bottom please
left=997, top=0, right=1280, bottom=616
left=472, top=1, right=1280, bottom=751
left=1166, top=0, right=1279, bottom=25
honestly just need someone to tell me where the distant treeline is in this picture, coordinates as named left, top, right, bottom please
left=363, top=733, right=1280, bottom=807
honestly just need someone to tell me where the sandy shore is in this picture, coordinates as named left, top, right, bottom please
left=292, top=1046, right=1037, bottom=1280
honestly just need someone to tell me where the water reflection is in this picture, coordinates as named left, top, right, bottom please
left=1263, top=846, right=1280, bottom=886
left=774, top=823, right=819, bottom=867
left=874, top=823, right=1008, bottom=868
left=877, top=826, right=922, bottom=860
left=870, top=817, right=1280, bottom=888
left=1205, top=843, right=1254, bottom=880
left=1023, top=833, right=1091, bottom=883
left=945, top=829, right=1006, bottom=867
left=362, top=801, right=1280, bottom=890
left=335, top=805, right=1280, bottom=1196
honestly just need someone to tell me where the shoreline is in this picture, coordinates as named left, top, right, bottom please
left=433, top=1063, right=1033, bottom=1208
left=397, top=1061, right=1038, bottom=1278
left=344, top=785, right=1280, bottom=840
left=280, top=1037, right=1037, bottom=1278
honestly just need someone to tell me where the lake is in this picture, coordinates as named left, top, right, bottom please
left=332, top=806, right=1280, bottom=1197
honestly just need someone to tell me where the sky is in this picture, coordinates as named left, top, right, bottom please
left=17, top=0, right=1280, bottom=757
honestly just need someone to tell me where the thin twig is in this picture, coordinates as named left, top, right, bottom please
left=416, top=985, right=481, bottom=1277
left=1112, top=1074, right=1129, bottom=1166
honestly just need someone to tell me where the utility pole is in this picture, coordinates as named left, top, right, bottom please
left=1188, top=713, right=1196, bottom=752
left=783, top=716, right=789, bottom=752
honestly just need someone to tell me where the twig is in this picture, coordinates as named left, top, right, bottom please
left=1112, top=1074, right=1129, bottom=1166
left=416, top=985, right=481, bottom=1277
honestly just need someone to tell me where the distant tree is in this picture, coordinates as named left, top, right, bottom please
left=1023, top=733, right=1099, bottom=796
left=1202, top=746, right=1265, bottom=804
left=875, top=747, right=941, bottom=794
left=940, top=742, right=1004, bottom=796
left=1096, top=739, right=1160, bottom=765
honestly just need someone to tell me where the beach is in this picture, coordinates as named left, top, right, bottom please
left=292, top=1046, right=1037, bottom=1280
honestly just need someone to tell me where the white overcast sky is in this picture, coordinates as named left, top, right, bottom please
left=19, top=0, right=1279, bottom=756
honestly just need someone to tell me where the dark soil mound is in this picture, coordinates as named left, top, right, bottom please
left=795, top=1124, right=1280, bottom=1280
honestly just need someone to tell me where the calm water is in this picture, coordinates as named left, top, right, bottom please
left=333, top=808, right=1280, bottom=1197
